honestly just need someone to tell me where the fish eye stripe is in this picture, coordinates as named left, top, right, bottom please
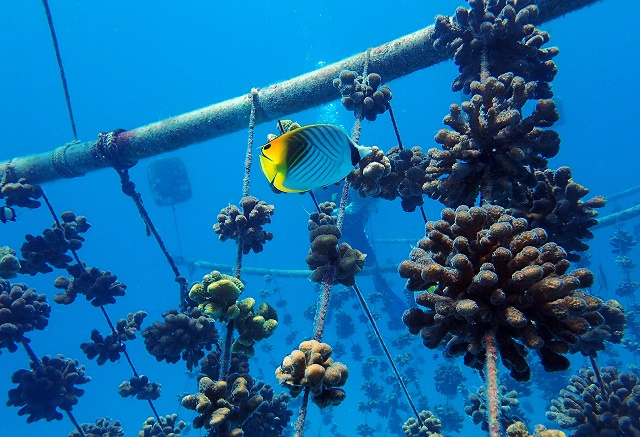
left=260, top=149, right=274, bottom=162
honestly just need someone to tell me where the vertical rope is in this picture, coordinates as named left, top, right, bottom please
left=484, top=328, right=502, bottom=437
left=41, top=0, right=77, bottom=140
left=242, top=89, right=258, bottom=198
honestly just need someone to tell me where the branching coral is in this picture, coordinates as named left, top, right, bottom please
left=189, top=270, right=244, bottom=322
left=7, top=354, right=91, bottom=422
left=0, top=280, right=50, bottom=354
left=424, top=74, right=559, bottom=208
left=547, top=366, right=640, bottom=435
left=138, top=414, right=186, bottom=437
left=306, top=203, right=366, bottom=286
left=214, top=196, right=274, bottom=254
left=333, top=70, right=392, bottom=121
left=508, top=167, right=605, bottom=262
left=231, top=297, right=278, bottom=356
left=19, top=212, right=91, bottom=275
left=275, top=340, right=349, bottom=408
left=81, top=311, right=146, bottom=364
left=53, top=264, right=126, bottom=306
left=400, top=205, right=615, bottom=381
left=465, top=384, right=528, bottom=432
left=118, top=375, right=162, bottom=401
left=432, top=0, right=558, bottom=96
left=0, top=246, right=20, bottom=279
left=142, top=308, right=218, bottom=371
left=70, top=417, right=124, bottom=437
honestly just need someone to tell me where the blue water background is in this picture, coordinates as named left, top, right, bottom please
left=1, top=1, right=638, bottom=435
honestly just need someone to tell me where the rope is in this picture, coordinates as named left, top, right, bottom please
left=41, top=191, right=163, bottom=425
left=41, top=0, right=77, bottom=141
left=242, top=89, right=258, bottom=198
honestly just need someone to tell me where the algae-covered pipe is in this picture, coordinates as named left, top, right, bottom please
left=1, top=0, right=601, bottom=185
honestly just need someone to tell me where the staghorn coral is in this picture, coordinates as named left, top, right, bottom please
left=19, top=212, right=91, bottom=275
left=432, top=0, right=558, bottom=96
left=465, top=384, right=528, bottom=432
left=118, top=375, right=161, bottom=401
left=547, top=366, right=640, bottom=435
left=213, top=196, right=274, bottom=254
left=506, top=422, right=565, bottom=437
left=0, top=280, right=50, bottom=354
left=189, top=270, right=244, bottom=322
left=80, top=311, right=146, bottom=365
left=0, top=246, right=20, bottom=279
left=424, top=73, right=559, bottom=208
left=275, top=340, right=349, bottom=408
left=347, top=146, right=392, bottom=197
left=53, top=263, right=126, bottom=306
left=333, top=70, right=392, bottom=121
left=403, top=409, right=444, bottom=437
left=306, top=208, right=366, bottom=286
left=231, top=297, right=278, bottom=356
left=69, top=417, right=124, bottom=437
left=509, top=167, right=605, bottom=262
left=0, top=177, right=43, bottom=209
left=7, top=354, right=91, bottom=422
left=399, top=205, right=614, bottom=381
left=142, top=308, right=218, bottom=371
left=138, top=414, right=186, bottom=437
left=434, top=362, right=466, bottom=400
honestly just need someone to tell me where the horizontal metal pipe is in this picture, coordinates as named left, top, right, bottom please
left=1, top=0, right=601, bottom=185
left=593, top=203, right=640, bottom=230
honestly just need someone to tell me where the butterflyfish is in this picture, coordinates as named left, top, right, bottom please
left=0, top=206, right=16, bottom=224
left=259, top=124, right=372, bottom=193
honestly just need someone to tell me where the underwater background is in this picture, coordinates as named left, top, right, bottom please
left=1, top=0, right=639, bottom=436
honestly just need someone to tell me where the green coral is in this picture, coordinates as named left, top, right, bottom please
left=232, top=298, right=278, bottom=356
left=189, top=271, right=244, bottom=322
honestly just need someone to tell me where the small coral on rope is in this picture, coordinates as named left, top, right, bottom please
left=118, top=375, right=161, bottom=401
left=231, top=297, right=278, bottom=356
left=402, top=410, right=444, bottom=437
left=547, top=366, right=640, bottom=435
left=399, top=205, right=617, bottom=381
left=189, top=270, right=244, bottom=322
left=214, top=196, right=274, bottom=254
left=7, top=354, right=91, bottom=422
left=80, top=311, right=147, bottom=365
left=505, top=421, right=565, bottom=437
left=0, top=280, right=50, bottom=354
left=275, top=340, right=349, bottom=408
left=334, top=70, right=392, bottom=121
left=53, top=263, right=126, bottom=306
left=0, top=177, right=43, bottom=209
left=142, top=308, right=218, bottom=371
left=138, top=414, right=186, bottom=437
left=347, top=146, right=392, bottom=197
left=434, top=362, right=466, bottom=400
left=465, top=384, right=528, bottom=431
left=69, top=417, right=124, bottom=437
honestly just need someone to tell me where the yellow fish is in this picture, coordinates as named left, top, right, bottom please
left=259, top=124, right=372, bottom=193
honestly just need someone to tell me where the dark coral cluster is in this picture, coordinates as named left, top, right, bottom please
left=423, top=74, right=559, bottom=208
left=509, top=167, right=605, bottom=262
left=434, top=363, right=466, bottom=400
left=306, top=202, right=365, bottom=286
left=242, top=381, right=292, bottom=437
left=347, top=146, right=392, bottom=197
left=0, top=246, right=20, bottom=279
left=118, top=375, right=161, bottom=401
left=142, top=308, right=218, bottom=371
left=213, top=196, right=274, bottom=254
left=81, top=311, right=146, bottom=365
left=465, top=384, right=528, bottom=432
left=402, top=410, right=444, bottom=437
left=231, top=297, right=278, bottom=356
left=432, top=0, right=558, bottom=96
left=400, top=205, right=616, bottom=381
left=0, top=280, right=50, bottom=354
left=333, top=70, right=392, bottom=121
left=69, top=417, right=124, bottom=437
left=433, top=404, right=464, bottom=434
left=53, top=263, right=126, bottom=306
left=19, top=212, right=91, bottom=275
left=138, top=414, right=186, bottom=437
left=7, top=354, right=91, bottom=422
left=275, top=340, right=349, bottom=408
left=0, top=177, right=43, bottom=209
left=547, top=366, right=640, bottom=435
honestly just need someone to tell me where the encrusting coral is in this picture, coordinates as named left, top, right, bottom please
left=275, top=340, right=349, bottom=408
left=306, top=202, right=366, bottom=286
left=69, top=417, right=124, bottom=437
left=333, top=70, right=392, bottom=121
left=214, top=196, right=274, bottom=254
left=138, top=414, right=186, bottom=437
left=0, top=246, right=20, bottom=279
left=53, top=263, right=127, bottom=306
left=231, top=297, right=278, bottom=356
left=19, top=211, right=91, bottom=275
left=0, top=280, right=51, bottom=354
left=400, top=205, right=617, bottom=381
left=118, top=375, right=162, bottom=401
left=189, top=270, right=244, bottom=322
left=7, top=354, right=91, bottom=422
left=142, top=308, right=218, bottom=371
left=547, top=366, right=640, bottom=435
left=80, top=311, right=147, bottom=365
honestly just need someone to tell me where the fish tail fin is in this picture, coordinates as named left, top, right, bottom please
left=356, top=144, right=373, bottom=159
